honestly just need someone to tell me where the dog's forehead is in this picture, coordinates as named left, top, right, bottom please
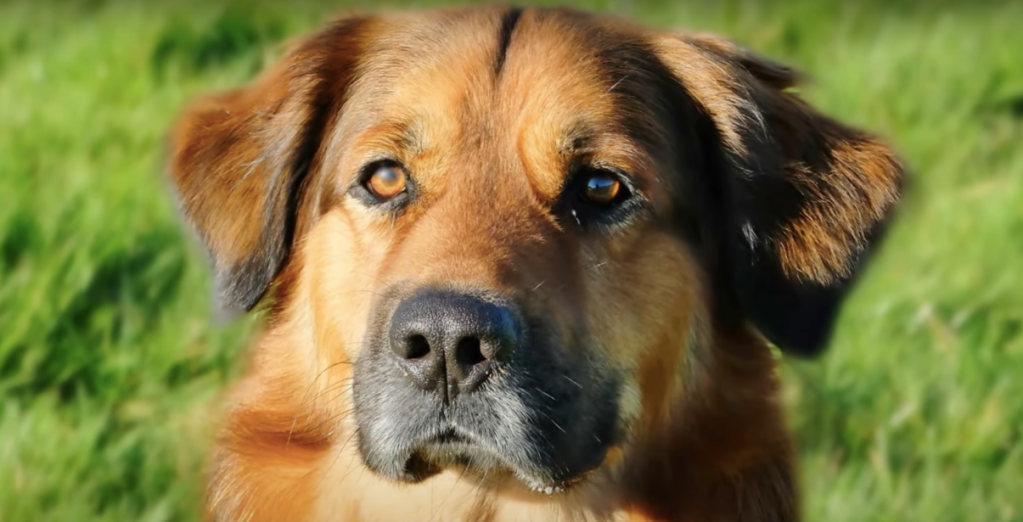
left=334, top=7, right=672, bottom=202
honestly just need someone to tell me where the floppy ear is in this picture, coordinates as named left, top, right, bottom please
left=653, top=34, right=905, bottom=357
left=168, top=18, right=369, bottom=312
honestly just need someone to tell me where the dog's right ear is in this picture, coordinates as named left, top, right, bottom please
left=168, top=17, right=370, bottom=313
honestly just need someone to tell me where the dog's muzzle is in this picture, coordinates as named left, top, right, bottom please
left=352, top=286, right=621, bottom=491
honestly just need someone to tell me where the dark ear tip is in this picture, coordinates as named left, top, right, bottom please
left=211, top=295, right=246, bottom=325
left=213, top=263, right=272, bottom=320
left=758, top=296, right=844, bottom=358
left=738, top=266, right=850, bottom=360
left=768, top=326, right=833, bottom=358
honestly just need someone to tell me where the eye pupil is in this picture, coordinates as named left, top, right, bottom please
left=366, top=164, right=407, bottom=199
left=582, top=175, right=621, bottom=204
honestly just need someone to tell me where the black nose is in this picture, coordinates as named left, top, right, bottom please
left=388, top=290, right=520, bottom=401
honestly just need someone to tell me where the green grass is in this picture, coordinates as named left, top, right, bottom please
left=1, top=0, right=1020, bottom=520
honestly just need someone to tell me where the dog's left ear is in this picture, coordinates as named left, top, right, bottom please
left=652, top=33, right=905, bottom=357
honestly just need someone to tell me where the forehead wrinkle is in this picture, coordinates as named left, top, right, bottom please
left=554, top=124, right=647, bottom=170
left=345, top=9, right=500, bottom=120
left=333, top=12, right=502, bottom=187
left=493, top=10, right=673, bottom=204
left=503, top=77, right=614, bottom=202
left=328, top=101, right=417, bottom=170
left=514, top=106, right=659, bottom=203
left=556, top=123, right=597, bottom=159
left=333, top=7, right=673, bottom=207
left=347, top=119, right=424, bottom=161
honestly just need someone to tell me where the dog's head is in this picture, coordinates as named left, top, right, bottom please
left=169, top=6, right=902, bottom=494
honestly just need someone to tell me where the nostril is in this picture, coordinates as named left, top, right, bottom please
left=405, top=334, right=431, bottom=360
left=455, top=337, right=486, bottom=366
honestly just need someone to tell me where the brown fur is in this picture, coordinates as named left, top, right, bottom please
left=167, top=6, right=904, bottom=521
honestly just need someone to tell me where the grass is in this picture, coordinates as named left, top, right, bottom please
left=0, top=0, right=1020, bottom=520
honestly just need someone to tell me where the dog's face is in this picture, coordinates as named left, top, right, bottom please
left=321, top=9, right=708, bottom=490
left=169, top=6, right=902, bottom=495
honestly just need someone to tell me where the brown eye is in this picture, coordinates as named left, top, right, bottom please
left=582, top=175, right=621, bottom=205
left=366, top=164, right=407, bottom=199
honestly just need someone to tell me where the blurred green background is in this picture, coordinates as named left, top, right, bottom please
left=1, top=0, right=1021, bottom=520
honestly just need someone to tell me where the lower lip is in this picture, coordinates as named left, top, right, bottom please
left=433, top=429, right=469, bottom=445
left=402, top=452, right=441, bottom=481
left=411, top=443, right=577, bottom=496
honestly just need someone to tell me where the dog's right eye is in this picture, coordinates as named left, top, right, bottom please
left=365, top=162, right=408, bottom=199
left=350, top=160, right=414, bottom=208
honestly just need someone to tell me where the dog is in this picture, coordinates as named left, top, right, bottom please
left=167, top=5, right=904, bottom=521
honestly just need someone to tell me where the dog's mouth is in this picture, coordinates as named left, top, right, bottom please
left=400, top=429, right=471, bottom=481
left=352, top=361, right=621, bottom=494
left=398, top=427, right=584, bottom=494
left=352, top=362, right=621, bottom=494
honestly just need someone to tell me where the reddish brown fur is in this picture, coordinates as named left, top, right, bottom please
left=168, top=6, right=903, bottom=521
left=653, top=34, right=902, bottom=284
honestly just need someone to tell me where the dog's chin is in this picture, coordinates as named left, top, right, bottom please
left=365, top=429, right=601, bottom=495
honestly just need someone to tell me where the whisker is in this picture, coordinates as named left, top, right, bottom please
left=327, top=429, right=361, bottom=480
left=538, top=410, right=567, bottom=434
left=430, top=461, right=470, bottom=521
left=289, top=359, right=355, bottom=448
left=285, top=416, right=299, bottom=451
left=607, top=74, right=628, bottom=93
left=562, top=375, right=583, bottom=389
left=307, top=378, right=356, bottom=401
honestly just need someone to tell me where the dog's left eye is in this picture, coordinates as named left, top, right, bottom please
left=581, top=174, right=622, bottom=205
left=561, top=167, right=644, bottom=231
left=574, top=169, right=632, bottom=209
